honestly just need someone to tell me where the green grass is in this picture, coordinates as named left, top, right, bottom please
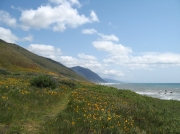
left=40, top=85, right=180, bottom=134
left=1, top=74, right=180, bottom=133
left=0, top=74, right=74, bottom=133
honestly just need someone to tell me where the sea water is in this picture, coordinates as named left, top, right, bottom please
left=104, top=83, right=180, bottom=101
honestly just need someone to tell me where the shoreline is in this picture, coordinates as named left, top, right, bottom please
left=99, top=83, right=180, bottom=101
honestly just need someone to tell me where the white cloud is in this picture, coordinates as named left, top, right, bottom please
left=27, top=44, right=101, bottom=69
left=81, top=28, right=180, bottom=75
left=81, top=60, right=102, bottom=70
left=103, top=52, right=180, bottom=70
left=82, top=28, right=97, bottom=34
left=59, top=54, right=101, bottom=69
left=0, top=27, right=18, bottom=43
left=19, top=0, right=99, bottom=31
left=27, top=43, right=124, bottom=78
left=103, top=70, right=124, bottom=77
left=82, top=29, right=119, bottom=41
left=59, top=56, right=79, bottom=66
left=78, top=53, right=97, bottom=60
left=28, top=44, right=61, bottom=57
left=98, top=33, right=119, bottom=42
left=0, top=10, right=17, bottom=27
left=27, top=43, right=101, bottom=69
left=70, top=0, right=81, bottom=7
left=22, top=35, right=33, bottom=42
left=90, top=10, right=99, bottom=22
left=11, top=5, right=22, bottom=11
left=132, top=53, right=180, bottom=65
left=58, top=55, right=102, bottom=70
left=90, top=31, right=180, bottom=70
left=0, top=27, right=34, bottom=43
left=93, top=41, right=132, bottom=56
left=50, top=0, right=81, bottom=7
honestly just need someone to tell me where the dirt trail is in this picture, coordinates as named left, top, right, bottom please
left=47, top=92, right=71, bottom=117
left=23, top=92, right=71, bottom=134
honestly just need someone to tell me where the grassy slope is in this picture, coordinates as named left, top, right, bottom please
left=1, top=39, right=180, bottom=133
left=1, top=75, right=180, bottom=134
left=0, top=40, right=45, bottom=73
left=0, top=75, right=75, bottom=133
left=0, top=39, right=86, bottom=81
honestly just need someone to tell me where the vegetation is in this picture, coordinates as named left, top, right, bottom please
left=0, top=39, right=86, bottom=80
left=30, top=75, right=57, bottom=89
left=1, top=39, right=180, bottom=133
left=1, top=74, right=180, bottom=133
left=0, top=69, right=11, bottom=75
left=0, top=75, right=73, bottom=133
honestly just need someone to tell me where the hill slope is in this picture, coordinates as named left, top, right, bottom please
left=0, top=39, right=85, bottom=80
left=0, top=39, right=43, bottom=73
left=1, top=40, right=180, bottom=134
left=71, top=66, right=106, bottom=83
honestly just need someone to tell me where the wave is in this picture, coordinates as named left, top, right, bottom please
left=98, top=83, right=121, bottom=85
left=101, top=83, right=180, bottom=101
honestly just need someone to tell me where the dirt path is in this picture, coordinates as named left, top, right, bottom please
left=23, top=92, right=72, bottom=134
left=47, top=92, right=71, bottom=118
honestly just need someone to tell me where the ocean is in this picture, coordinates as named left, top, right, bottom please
left=104, top=83, right=180, bottom=101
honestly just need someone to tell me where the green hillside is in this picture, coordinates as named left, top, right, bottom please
left=1, top=39, right=180, bottom=133
left=0, top=39, right=85, bottom=81
left=0, top=40, right=43, bottom=73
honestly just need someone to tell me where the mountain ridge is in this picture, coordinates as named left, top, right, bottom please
left=71, top=66, right=106, bottom=83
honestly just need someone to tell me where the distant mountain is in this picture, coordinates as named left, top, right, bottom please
left=0, top=39, right=86, bottom=81
left=103, top=78, right=123, bottom=83
left=71, top=66, right=106, bottom=83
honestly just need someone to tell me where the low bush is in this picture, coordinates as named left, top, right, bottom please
left=59, top=79, right=76, bottom=89
left=0, top=69, right=11, bottom=75
left=30, top=75, right=57, bottom=89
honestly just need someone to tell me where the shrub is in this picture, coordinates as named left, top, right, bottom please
left=30, top=75, right=57, bottom=89
left=59, top=79, right=76, bottom=89
left=0, top=69, right=11, bottom=75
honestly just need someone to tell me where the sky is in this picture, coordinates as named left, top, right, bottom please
left=0, top=0, right=180, bottom=83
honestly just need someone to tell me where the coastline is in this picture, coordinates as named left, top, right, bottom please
left=100, top=83, right=180, bottom=101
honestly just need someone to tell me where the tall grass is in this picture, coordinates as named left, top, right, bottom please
left=1, top=74, right=180, bottom=133
left=0, top=75, right=73, bottom=133
left=41, top=84, right=180, bottom=134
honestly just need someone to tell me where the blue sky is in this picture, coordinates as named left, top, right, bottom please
left=0, top=0, right=180, bottom=82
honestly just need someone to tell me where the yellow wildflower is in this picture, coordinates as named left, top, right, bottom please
left=72, top=121, right=75, bottom=125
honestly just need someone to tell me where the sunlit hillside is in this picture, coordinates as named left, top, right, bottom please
left=0, top=39, right=180, bottom=134
left=0, top=39, right=44, bottom=73
left=0, top=39, right=86, bottom=80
